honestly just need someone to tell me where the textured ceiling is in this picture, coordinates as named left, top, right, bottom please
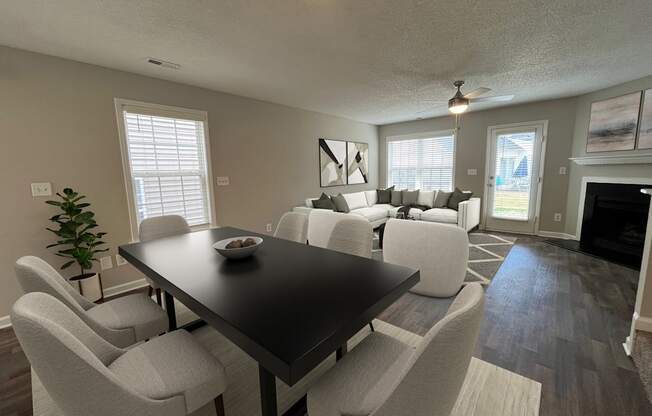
left=1, top=0, right=651, bottom=125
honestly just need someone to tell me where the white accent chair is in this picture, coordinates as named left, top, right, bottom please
left=139, top=215, right=191, bottom=304
left=383, top=219, right=469, bottom=297
left=15, top=256, right=168, bottom=348
left=274, top=212, right=308, bottom=243
left=307, top=283, right=485, bottom=416
left=307, top=210, right=360, bottom=248
left=11, top=292, right=227, bottom=416
left=327, top=218, right=373, bottom=259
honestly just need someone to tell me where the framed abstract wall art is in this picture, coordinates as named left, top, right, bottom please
left=319, top=138, right=346, bottom=187
left=347, top=141, right=369, bottom=184
left=586, top=91, right=641, bottom=153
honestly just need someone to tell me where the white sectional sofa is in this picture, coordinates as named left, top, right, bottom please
left=293, top=190, right=481, bottom=231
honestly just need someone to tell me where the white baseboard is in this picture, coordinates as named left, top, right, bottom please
left=0, top=315, right=11, bottom=329
left=537, top=230, right=577, bottom=240
left=102, top=278, right=149, bottom=298
left=633, top=312, right=652, bottom=333
left=623, top=336, right=633, bottom=356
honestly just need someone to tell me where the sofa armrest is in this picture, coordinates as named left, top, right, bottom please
left=457, top=197, right=481, bottom=231
left=292, top=206, right=315, bottom=215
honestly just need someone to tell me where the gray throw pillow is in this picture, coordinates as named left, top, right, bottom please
left=402, top=190, right=419, bottom=206
left=433, top=190, right=452, bottom=208
left=331, top=193, right=350, bottom=213
left=312, top=193, right=334, bottom=210
left=391, top=189, right=404, bottom=207
left=447, top=188, right=473, bottom=211
left=377, top=186, right=394, bottom=204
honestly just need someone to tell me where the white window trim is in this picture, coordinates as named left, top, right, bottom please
left=385, top=129, right=456, bottom=190
left=114, top=98, right=217, bottom=242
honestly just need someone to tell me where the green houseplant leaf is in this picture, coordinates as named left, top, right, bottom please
left=45, top=188, right=108, bottom=278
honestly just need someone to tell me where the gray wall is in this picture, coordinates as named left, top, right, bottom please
left=0, top=46, right=378, bottom=317
left=379, top=98, right=578, bottom=233
left=564, top=76, right=652, bottom=236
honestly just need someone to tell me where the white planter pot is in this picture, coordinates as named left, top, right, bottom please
left=76, top=273, right=103, bottom=302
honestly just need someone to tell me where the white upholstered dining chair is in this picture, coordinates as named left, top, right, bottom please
left=307, top=210, right=373, bottom=257
left=15, top=255, right=168, bottom=348
left=12, top=292, right=227, bottom=416
left=307, top=283, right=485, bottom=416
left=383, top=219, right=469, bottom=297
left=139, top=215, right=192, bottom=304
left=274, top=212, right=308, bottom=243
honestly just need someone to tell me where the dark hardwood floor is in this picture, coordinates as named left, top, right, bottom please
left=1, top=235, right=651, bottom=415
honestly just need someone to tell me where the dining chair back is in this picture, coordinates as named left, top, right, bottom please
left=11, top=292, right=226, bottom=416
left=327, top=217, right=373, bottom=258
left=383, top=219, right=469, bottom=297
left=139, top=215, right=191, bottom=242
left=274, top=212, right=308, bottom=243
left=373, top=283, right=485, bottom=416
left=307, top=210, right=361, bottom=249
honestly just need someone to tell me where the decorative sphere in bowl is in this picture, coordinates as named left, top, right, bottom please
left=213, top=236, right=263, bottom=259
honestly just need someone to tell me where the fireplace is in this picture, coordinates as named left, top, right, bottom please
left=579, top=182, right=650, bottom=268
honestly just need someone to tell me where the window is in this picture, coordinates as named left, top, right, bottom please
left=386, top=132, right=455, bottom=191
left=115, top=99, right=214, bottom=239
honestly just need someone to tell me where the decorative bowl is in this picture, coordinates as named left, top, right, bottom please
left=212, top=236, right=263, bottom=259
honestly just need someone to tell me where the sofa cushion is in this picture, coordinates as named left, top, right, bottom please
left=391, top=189, right=404, bottom=206
left=402, top=190, right=419, bottom=206
left=417, top=190, right=436, bottom=208
left=447, top=188, right=473, bottom=211
left=433, top=190, right=452, bottom=208
left=332, top=194, right=350, bottom=213
left=377, top=186, right=394, bottom=204
left=364, top=190, right=378, bottom=206
left=421, top=208, right=458, bottom=224
left=350, top=206, right=389, bottom=222
left=312, top=193, right=335, bottom=210
left=343, top=191, right=368, bottom=210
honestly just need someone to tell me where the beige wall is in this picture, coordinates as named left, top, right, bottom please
left=0, top=46, right=378, bottom=317
left=378, top=98, right=578, bottom=233
left=564, top=76, right=652, bottom=236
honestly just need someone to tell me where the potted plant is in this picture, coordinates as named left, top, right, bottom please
left=46, top=188, right=109, bottom=301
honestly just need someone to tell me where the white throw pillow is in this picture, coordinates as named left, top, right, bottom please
left=364, top=190, right=378, bottom=206
left=417, top=190, right=436, bottom=208
left=343, top=192, right=368, bottom=210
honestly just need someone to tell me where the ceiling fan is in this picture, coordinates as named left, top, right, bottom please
left=419, top=80, right=514, bottom=117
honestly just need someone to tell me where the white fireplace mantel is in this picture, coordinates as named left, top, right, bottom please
left=570, top=154, right=652, bottom=166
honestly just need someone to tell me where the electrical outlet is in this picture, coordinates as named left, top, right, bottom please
left=100, top=256, right=114, bottom=270
left=216, top=176, right=230, bottom=186
left=559, top=166, right=567, bottom=175
left=31, top=182, right=52, bottom=197
left=554, top=213, right=562, bottom=222
left=115, top=254, right=128, bottom=266
left=266, top=223, right=272, bottom=232
left=467, top=168, right=478, bottom=176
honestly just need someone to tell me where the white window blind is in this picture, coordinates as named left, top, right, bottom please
left=387, top=134, right=455, bottom=191
left=120, top=109, right=212, bottom=228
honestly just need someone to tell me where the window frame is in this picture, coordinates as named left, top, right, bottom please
left=385, top=129, right=456, bottom=191
left=114, top=98, right=216, bottom=241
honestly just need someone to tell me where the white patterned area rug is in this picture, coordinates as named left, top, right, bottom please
left=33, top=302, right=540, bottom=416
left=372, top=232, right=516, bottom=286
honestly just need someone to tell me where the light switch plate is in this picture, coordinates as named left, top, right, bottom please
left=467, top=169, right=477, bottom=176
left=216, top=176, right=230, bottom=186
left=554, top=213, right=562, bottom=222
left=115, top=254, right=128, bottom=266
left=100, top=256, right=114, bottom=270
left=559, top=167, right=567, bottom=175
left=266, top=223, right=272, bottom=232
left=31, top=182, right=52, bottom=197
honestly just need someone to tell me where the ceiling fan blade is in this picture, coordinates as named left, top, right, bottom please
left=463, top=87, right=491, bottom=99
left=421, top=100, right=447, bottom=103
left=470, top=95, right=514, bottom=103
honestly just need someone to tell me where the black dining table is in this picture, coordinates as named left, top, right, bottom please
left=119, top=226, right=419, bottom=416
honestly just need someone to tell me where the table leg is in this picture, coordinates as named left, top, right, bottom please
left=336, top=344, right=347, bottom=361
left=259, top=365, right=278, bottom=416
left=164, top=291, right=177, bottom=330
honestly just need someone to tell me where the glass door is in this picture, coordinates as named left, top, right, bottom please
left=485, top=122, right=546, bottom=234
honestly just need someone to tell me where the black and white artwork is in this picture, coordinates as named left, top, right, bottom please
left=638, top=89, right=652, bottom=150
left=319, top=138, right=346, bottom=187
left=586, top=92, right=641, bottom=153
left=347, top=141, right=369, bottom=184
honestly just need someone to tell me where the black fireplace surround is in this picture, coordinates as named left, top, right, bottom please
left=580, top=182, right=650, bottom=269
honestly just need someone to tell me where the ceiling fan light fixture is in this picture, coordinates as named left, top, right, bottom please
left=448, top=96, right=469, bottom=114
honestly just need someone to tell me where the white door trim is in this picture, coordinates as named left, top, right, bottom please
left=482, top=120, right=548, bottom=234
left=575, top=176, right=652, bottom=240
